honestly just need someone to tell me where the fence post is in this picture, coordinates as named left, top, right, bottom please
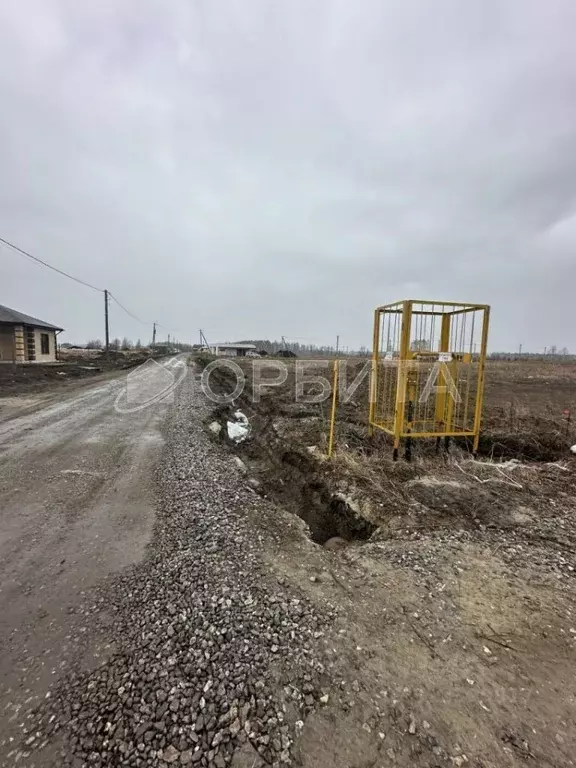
left=328, top=360, right=339, bottom=458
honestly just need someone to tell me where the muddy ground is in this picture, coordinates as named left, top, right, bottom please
left=202, top=357, right=576, bottom=768
left=0, top=350, right=167, bottom=422
left=0, top=349, right=158, bottom=398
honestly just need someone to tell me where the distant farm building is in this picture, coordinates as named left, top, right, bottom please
left=0, top=304, right=63, bottom=363
left=203, top=343, right=259, bottom=358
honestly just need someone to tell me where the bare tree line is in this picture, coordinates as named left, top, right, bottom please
left=61, top=339, right=194, bottom=352
left=238, top=339, right=370, bottom=357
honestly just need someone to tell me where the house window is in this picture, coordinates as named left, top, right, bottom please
left=40, top=333, right=50, bottom=355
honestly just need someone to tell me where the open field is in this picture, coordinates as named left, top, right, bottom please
left=200, top=357, right=576, bottom=768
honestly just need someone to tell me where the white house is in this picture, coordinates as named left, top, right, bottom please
left=203, top=343, right=258, bottom=357
left=0, top=304, right=63, bottom=363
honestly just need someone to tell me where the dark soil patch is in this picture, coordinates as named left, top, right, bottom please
left=280, top=450, right=376, bottom=544
left=200, top=359, right=377, bottom=546
left=476, top=431, right=568, bottom=462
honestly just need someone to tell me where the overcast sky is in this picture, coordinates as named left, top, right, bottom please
left=1, top=0, right=575, bottom=351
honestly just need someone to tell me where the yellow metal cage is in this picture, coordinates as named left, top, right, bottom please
left=368, top=300, right=490, bottom=459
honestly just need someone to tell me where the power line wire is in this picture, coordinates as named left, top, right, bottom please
left=109, top=294, right=179, bottom=334
left=108, top=292, right=148, bottom=325
left=1, top=234, right=175, bottom=336
left=155, top=321, right=179, bottom=333
left=0, top=235, right=103, bottom=293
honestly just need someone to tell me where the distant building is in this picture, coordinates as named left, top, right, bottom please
left=0, top=304, right=63, bottom=363
left=203, top=343, right=258, bottom=358
left=150, top=344, right=178, bottom=356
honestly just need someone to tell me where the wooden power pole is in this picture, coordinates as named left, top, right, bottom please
left=104, top=289, right=110, bottom=352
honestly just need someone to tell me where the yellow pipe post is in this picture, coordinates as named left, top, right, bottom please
left=472, top=306, right=491, bottom=454
left=393, top=300, right=412, bottom=459
left=327, top=359, right=339, bottom=458
left=368, top=308, right=381, bottom=435
left=434, top=313, right=451, bottom=429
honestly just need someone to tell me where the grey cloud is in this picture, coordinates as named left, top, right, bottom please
left=1, top=0, right=576, bottom=351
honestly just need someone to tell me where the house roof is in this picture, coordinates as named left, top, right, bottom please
left=0, top=304, right=63, bottom=331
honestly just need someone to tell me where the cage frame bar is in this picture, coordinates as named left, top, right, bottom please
left=368, top=299, right=490, bottom=449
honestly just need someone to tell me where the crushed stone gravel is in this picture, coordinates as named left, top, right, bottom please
left=18, top=372, right=331, bottom=767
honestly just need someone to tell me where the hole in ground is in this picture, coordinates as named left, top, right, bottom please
left=303, top=491, right=376, bottom=545
left=282, top=452, right=377, bottom=546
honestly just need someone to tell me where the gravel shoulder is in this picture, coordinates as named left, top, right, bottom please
left=2, top=364, right=329, bottom=768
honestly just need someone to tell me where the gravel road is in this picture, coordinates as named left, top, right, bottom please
left=0, top=365, right=169, bottom=761
left=0, top=361, right=326, bottom=767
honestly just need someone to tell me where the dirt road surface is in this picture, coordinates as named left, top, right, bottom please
left=0, top=361, right=326, bottom=768
left=0, top=362, right=179, bottom=760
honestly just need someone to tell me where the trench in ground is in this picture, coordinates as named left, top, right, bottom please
left=211, top=409, right=376, bottom=546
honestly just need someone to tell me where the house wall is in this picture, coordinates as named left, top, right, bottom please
left=0, top=326, right=14, bottom=361
left=33, top=328, right=57, bottom=362
left=0, top=325, right=58, bottom=362
left=14, top=325, right=25, bottom=362
left=214, top=347, right=253, bottom=357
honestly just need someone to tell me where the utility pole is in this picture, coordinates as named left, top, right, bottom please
left=152, top=322, right=157, bottom=347
left=104, top=289, right=110, bottom=352
left=199, top=329, right=210, bottom=350
left=336, top=335, right=340, bottom=356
